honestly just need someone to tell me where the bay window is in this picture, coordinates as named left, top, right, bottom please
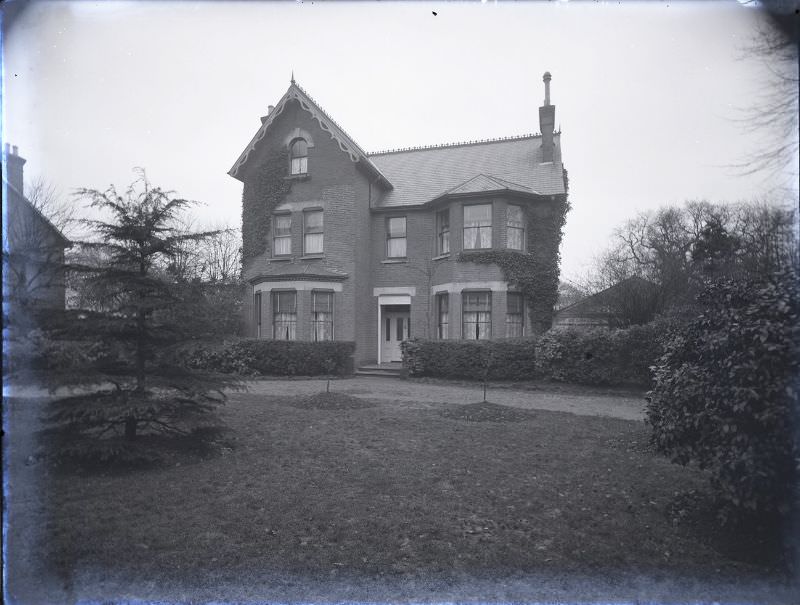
left=462, top=291, right=491, bottom=340
left=272, top=290, right=297, bottom=340
left=463, top=204, right=492, bottom=249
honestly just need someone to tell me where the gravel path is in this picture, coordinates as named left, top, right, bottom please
left=244, top=376, right=647, bottom=421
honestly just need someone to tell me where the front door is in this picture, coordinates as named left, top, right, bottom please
left=381, top=309, right=410, bottom=363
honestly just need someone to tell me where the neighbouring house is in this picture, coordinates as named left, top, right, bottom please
left=230, top=73, right=568, bottom=366
left=3, top=144, right=71, bottom=311
left=552, top=276, right=660, bottom=330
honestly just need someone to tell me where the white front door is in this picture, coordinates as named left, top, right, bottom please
left=381, top=310, right=410, bottom=362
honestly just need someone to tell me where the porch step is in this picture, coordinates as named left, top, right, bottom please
left=355, top=364, right=404, bottom=378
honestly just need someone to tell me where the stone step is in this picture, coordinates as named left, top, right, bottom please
left=355, top=365, right=404, bottom=377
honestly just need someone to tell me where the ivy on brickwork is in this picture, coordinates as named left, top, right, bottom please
left=457, top=170, right=570, bottom=334
left=241, top=147, right=293, bottom=265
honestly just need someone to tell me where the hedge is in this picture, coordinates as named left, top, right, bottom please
left=183, top=339, right=355, bottom=376
left=401, top=338, right=539, bottom=380
left=402, top=321, right=669, bottom=387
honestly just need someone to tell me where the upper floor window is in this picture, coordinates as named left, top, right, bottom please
left=290, top=138, right=308, bottom=175
left=437, top=209, right=450, bottom=255
left=462, top=291, right=491, bottom=340
left=273, top=214, right=292, bottom=256
left=386, top=216, right=407, bottom=258
left=303, top=209, right=323, bottom=255
left=506, top=292, right=524, bottom=337
left=463, top=204, right=492, bottom=249
left=273, top=290, right=297, bottom=340
left=312, top=290, right=334, bottom=341
left=507, top=205, right=525, bottom=251
left=437, top=292, right=449, bottom=339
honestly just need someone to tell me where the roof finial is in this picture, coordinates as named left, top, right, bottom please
left=291, top=70, right=295, bottom=85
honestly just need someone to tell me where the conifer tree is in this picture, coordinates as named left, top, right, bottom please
left=35, top=171, right=240, bottom=463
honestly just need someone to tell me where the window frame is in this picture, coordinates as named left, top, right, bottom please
left=386, top=216, right=407, bottom=258
left=462, top=290, right=492, bottom=340
left=254, top=290, right=262, bottom=338
left=437, top=292, right=449, bottom=339
left=436, top=208, right=450, bottom=255
left=272, top=212, right=292, bottom=257
left=303, top=208, right=324, bottom=256
left=289, top=138, right=308, bottom=176
left=507, top=205, right=525, bottom=251
left=272, top=289, right=297, bottom=341
left=311, top=290, right=334, bottom=342
left=506, top=292, right=524, bottom=338
left=463, top=203, right=493, bottom=250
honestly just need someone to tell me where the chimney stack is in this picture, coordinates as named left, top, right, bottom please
left=538, top=71, right=555, bottom=163
left=5, top=143, right=26, bottom=195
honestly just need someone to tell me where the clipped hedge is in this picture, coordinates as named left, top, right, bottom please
left=184, top=339, right=355, bottom=376
left=536, top=323, right=667, bottom=387
left=401, top=338, right=539, bottom=380
left=402, top=321, right=668, bottom=387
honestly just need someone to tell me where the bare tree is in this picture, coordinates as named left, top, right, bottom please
left=734, top=3, right=799, bottom=180
left=25, top=176, right=78, bottom=237
left=3, top=180, right=71, bottom=313
left=196, top=224, right=242, bottom=284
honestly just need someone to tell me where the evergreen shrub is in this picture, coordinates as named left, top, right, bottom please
left=646, top=270, right=800, bottom=521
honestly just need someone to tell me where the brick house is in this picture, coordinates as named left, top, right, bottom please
left=3, top=144, right=70, bottom=311
left=230, top=74, right=568, bottom=366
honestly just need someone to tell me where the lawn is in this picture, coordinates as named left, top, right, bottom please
left=23, top=388, right=788, bottom=597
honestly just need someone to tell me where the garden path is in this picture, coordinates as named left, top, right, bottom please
left=244, top=377, right=646, bottom=421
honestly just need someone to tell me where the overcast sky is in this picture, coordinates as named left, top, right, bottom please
left=3, top=1, right=797, bottom=281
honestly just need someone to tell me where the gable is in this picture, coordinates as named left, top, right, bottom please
left=229, top=82, right=391, bottom=188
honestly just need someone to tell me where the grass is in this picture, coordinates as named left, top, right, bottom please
left=37, top=391, right=786, bottom=589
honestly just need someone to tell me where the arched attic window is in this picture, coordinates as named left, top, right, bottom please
left=289, top=138, right=308, bottom=175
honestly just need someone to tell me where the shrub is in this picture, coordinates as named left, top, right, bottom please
left=646, top=270, right=800, bottom=521
left=401, top=338, right=539, bottom=380
left=184, top=339, right=355, bottom=376
left=536, top=322, right=666, bottom=387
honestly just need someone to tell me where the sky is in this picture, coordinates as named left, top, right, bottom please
left=2, top=0, right=797, bottom=281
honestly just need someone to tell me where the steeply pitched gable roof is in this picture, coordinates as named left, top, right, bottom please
left=368, top=134, right=565, bottom=208
left=229, top=82, right=391, bottom=188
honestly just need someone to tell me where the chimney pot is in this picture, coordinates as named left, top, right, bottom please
left=268, top=105, right=274, bottom=114
left=5, top=143, right=26, bottom=194
left=543, top=71, right=552, bottom=106
left=538, top=72, right=556, bottom=162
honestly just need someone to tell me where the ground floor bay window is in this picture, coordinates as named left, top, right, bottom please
left=273, top=290, right=297, bottom=340
left=312, top=290, right=334, bottom=341
left=437, top=292, right=449, bottom=339
left=462, top=291, right=491, bottom=340
left=506, top=292, right=524, bottom=337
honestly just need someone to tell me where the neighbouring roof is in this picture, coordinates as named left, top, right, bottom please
left=368, top=134, right=565, bottom=208
left=555, top=276, right=658, bottom=317
left=247, top=262, right=348, bottom=284
left=4, top=181, right=71, bottom=247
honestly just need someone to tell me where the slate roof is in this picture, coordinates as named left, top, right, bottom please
left=5, top=181, right=71, bottom=247
left=368, top=134, right=565, bottom=208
